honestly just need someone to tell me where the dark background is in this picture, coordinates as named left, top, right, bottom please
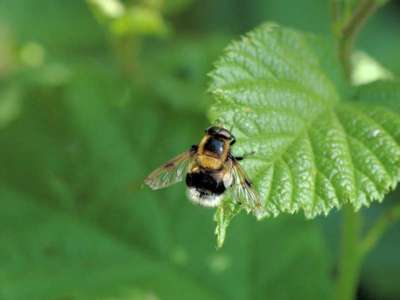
left=0, top=0, right=399, bottom=299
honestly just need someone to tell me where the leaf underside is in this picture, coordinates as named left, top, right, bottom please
left=209, top=23, right=400, bottom=219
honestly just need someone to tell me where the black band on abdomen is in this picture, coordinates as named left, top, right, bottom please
left=186, top=171, right=226, bottom=195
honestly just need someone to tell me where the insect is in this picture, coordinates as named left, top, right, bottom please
left=144, top=126, right=265, bottom=216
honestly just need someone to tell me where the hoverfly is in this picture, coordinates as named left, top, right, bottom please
left=144, top=126, right=265, bottom=216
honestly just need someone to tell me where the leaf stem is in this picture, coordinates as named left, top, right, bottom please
left=335, top=202, right=400, bottom=300
left=330, top=0, right=340, bottom=33
left=335, top=205, right=363, bottom=300
left=361, top=201, right=400, bottom=255
left=338, top=0, right=378, bottom=80
left=333, top=1, right=392, bottom=299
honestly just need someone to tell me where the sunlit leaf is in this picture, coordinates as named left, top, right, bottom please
left=351, top=51, right=393, bottom=85
left=111, top=5, right=168, bottom=37
left=209, top=23, right=400, bottom=220
left=87, top=0, right=125, bottom=20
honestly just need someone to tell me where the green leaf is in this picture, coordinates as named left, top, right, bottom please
left=0, top=85, right=22, bottom=129
left=214, top=200, right=242, bottom=248
left=353, top=81, right=400, bottom=298
left=352, top=79, right=400, bottom=111
left=0, top=188, right=221, bottom=300
left=87, top=0, right=125, bottom=20
left=351, top=51, right=393, bottom=85
left=111, top=5, right=169, bottom=37
left=209, top=23, right=400, bottom=219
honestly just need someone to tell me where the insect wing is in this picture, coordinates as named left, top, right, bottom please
left=231, top=159, right=266, bottom=219
left=144, top=149, right=195, bottom=190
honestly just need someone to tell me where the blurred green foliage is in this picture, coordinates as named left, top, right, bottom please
left=0, top=0, right=399, bottom=300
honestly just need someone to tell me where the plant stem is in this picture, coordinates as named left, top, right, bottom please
left=333, top=1, right=397, bottom=299
left=112, top=36, right=141, bottom=76
left=334, top=0, right=371, bottom=296
left=335, top=205, right=363, bottom=300
left=338, top=0, right=378, bottom=80
left=331, top=0, right=340, bottom=34
left=361, top=201, right=400, bottom=256
left=335, top=202, right=400, bottom=300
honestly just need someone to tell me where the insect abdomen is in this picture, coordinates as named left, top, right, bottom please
left=185, top=171, right=225, bottom=195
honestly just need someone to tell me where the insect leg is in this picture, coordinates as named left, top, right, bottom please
left=233, top=151, right=255, bottom=161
